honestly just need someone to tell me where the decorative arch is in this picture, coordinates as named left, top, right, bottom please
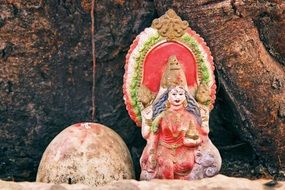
left=123, top=9, right=216, bottom=126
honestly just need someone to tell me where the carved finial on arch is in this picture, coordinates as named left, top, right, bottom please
left=151, top=9, right=189, bottom=40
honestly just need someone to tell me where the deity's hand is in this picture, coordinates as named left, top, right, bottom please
left=183, top=137, right=202, bottom=147
left=141, top=106, right=154, bottom=139
left=183, top=122, right=202, bottom=147
left=142, top=106, right=153, bottom=120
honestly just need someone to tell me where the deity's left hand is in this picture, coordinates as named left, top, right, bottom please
left=183, top=137, right=202, bottom=147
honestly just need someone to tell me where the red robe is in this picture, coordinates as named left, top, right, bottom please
left=140, top=108, right=207, bottom=179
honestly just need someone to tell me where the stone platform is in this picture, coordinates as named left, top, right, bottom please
left=1, top=175, right=284, bottom=190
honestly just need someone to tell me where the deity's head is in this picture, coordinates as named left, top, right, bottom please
left=167, top=86, right=186, bottom=107
left=152, top=85, right=202, bottom=125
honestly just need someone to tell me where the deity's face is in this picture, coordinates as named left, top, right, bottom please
left=168, top=86, right=186, bottom=107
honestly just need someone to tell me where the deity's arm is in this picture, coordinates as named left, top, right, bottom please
left=145, top=112, right=163, bottom=153
left=197, top=104, right=210, bottom=136
left=141, top=124, right=150, bottom=139
left=141, top=130, right=159, bottom=171
left=142, top=113, right=161, bottom=170
left=141, top=106, right=153, bottom=139
left=146, top=131, right=159, bottom=152
left=151, top=113, right=164, bottom=133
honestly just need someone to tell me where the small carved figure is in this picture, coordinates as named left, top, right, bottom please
left=160, top=55, right=187, bottom=89
left=195, top=82, right=211, bottom=105
left=195, top=82, right=211, bottom=131
left=138, top=84, right=156, bottom=107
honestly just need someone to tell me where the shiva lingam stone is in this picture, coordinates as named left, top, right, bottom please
left=123, top=9, right=221, bottom=180
left=36, top=123, right=134, bottom=187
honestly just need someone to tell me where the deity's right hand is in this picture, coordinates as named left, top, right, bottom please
left=142, top=106, right=153, bottom=119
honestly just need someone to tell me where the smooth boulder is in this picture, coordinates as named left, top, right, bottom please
left=36, top=123, right=135, bottom=187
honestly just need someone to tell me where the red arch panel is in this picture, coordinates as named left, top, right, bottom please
left=142, top=41, right=197, bottom=92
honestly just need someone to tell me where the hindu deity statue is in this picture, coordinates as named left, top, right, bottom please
left=138, top=57, right=220, bottom=180
left=140, top=85, right=206, bottom=179
left=123, top=9, right=221, bottom=180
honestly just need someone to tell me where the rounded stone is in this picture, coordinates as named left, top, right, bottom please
left=36, top=123, right=135, bottom=187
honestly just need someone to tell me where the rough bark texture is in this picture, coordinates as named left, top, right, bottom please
left=0, top=0, right=284, bottom=181
left=0, top=0, right=92, bottom=180
left=0, top=0, right=155, bottom=181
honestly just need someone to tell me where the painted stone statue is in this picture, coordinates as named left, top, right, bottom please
left=123, top=9, right=221, bottom=180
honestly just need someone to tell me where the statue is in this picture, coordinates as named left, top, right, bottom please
left=123, top=9, right=221, bottom=180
